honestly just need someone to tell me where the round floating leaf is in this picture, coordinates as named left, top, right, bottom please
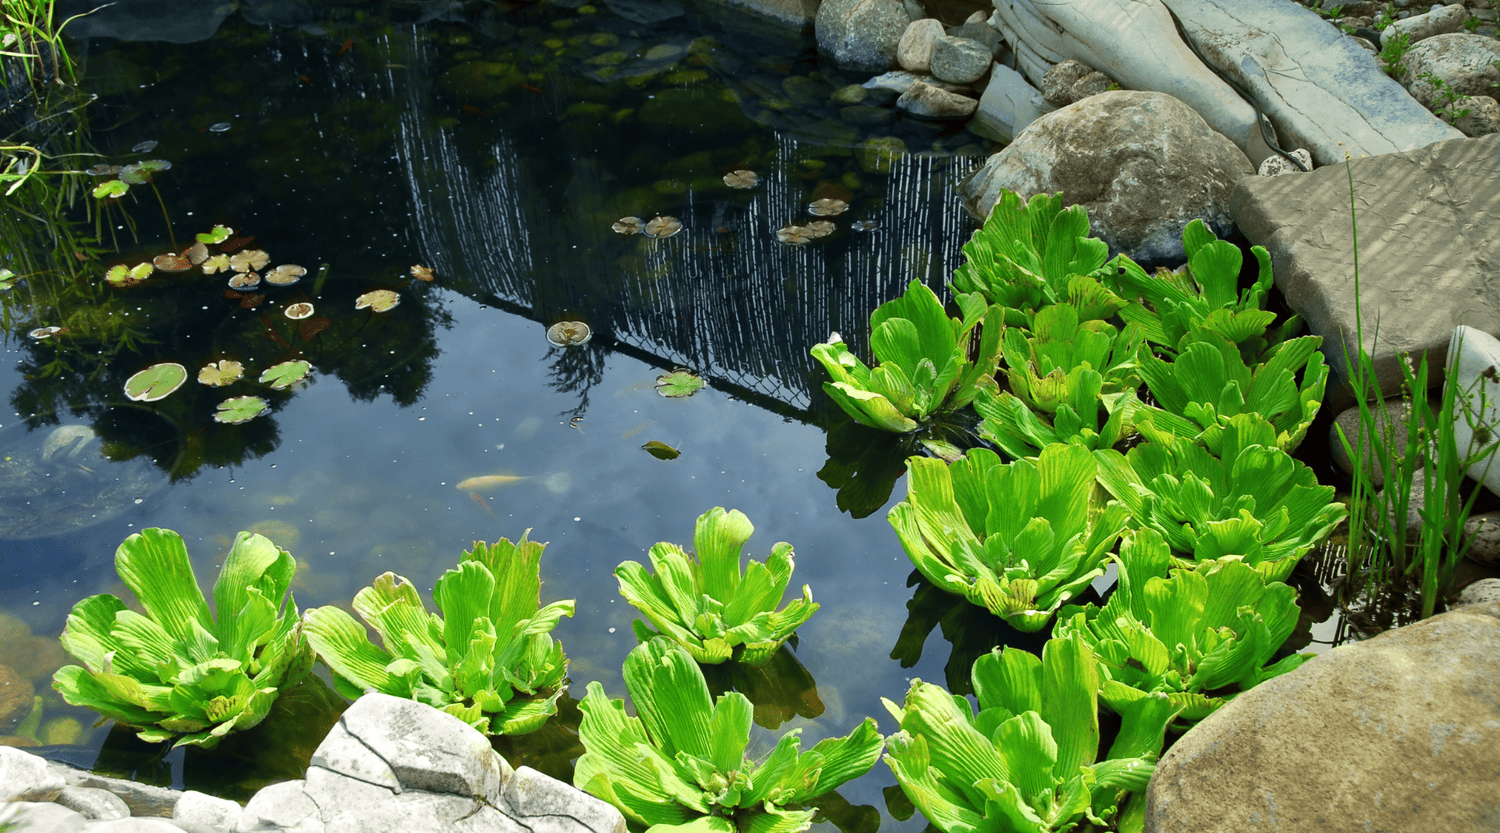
left=202, top=253, right=231, bottom=275
left=643, top=215, right=682, bottom=239
left=137, top=159, right=172, bottom=173
left=118, top=164, right=151, bottom=185
left=655, top=369, right=704, bottom=398
left=546, top=320, right=592, bottom=346
left=86, top=164, right=121, bottom=177
left=228, top=272, right=260, bottom=290
left=153, top=253, right=191, bottom=272
left=265, top=264, right=306, bottom=286
left=284, top=302, right=314, bottom=320
left=777, top=224, right=814, bottom=246
left=186, top=241, right=209, bottom=265
left=230, top=249, right=270, bottom=272
left=807, top=220, right=836, bottom=238
left=208, top=122, right=231, bottom=133
left=196, top=225, right=233, bottom=245
left=125, top=363, right=187, bottom=402
left=642, top=440, right=680, bottom=460
left=214, top=395, right=268, bottom=424
left=92, top=180, right=128, bottom=199
left=260, top=360, right=311, bottom=390
left=198, top=360, right=244, bottom=387
left=131, top=140, right=158, bottom=153
left=28, top=326, right=66, bottom=340
left=808, top=198, right=848, bottom=217
left=410, top=264, right=435, bottom=282
left=355, top=289, right=400, bottom=313
left=612, top=216, right=642, bottom=235
left=723, top=169, right=759, bottom=189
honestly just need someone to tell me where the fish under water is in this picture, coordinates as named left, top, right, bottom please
left=455, top=474, right=529, bottom=492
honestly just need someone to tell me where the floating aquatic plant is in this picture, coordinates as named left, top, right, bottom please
left=723, top=169, right=759, bottom=189
left=124, top=363, right=188, bottom=402
left=355, top=289, right=400, bottom=313
left=131, top=140, right=158, bottom=153
left=227, top=272, right=260, bottom=290
left=642, top=440, right=680, bottom=460
left=153, top=253, right=191, bottom=272
left=806, top=220, right=835, bottom=238
left=202, top=254, right=231, bottom=275
left=546, top=320, right=591, bottom=346
left=265, top=264, right=305, bottom=286
left=808, top=198, right=847, bottom=217
left=283, top=302, right=314, bottom=320
left=410, top=264, right=435, bottom=282
left=105, top=263, right=154, bottom=287
left=851, top=219, right=878, bottom=232
left=198, top=360, right=244, bottom=387
left=230, top=250, right=270, bottom=273
left=643, top=215, right=682, bottom=239
left=655, top=369, right=704, bottom=398
left=28, top=326, right=67, bottom=340
left=196, top=225, right=233, bottom=245
left=92, top=180, right=127, bottom=199
left=86, top=164, right=121, bottom=177
left=214, top=395, right=268, bottom=424
left=777, top=224, right=814, bottom=246
left=612, top=216, right=643, bottom=235
left=260, top=361, right=311, bottom=390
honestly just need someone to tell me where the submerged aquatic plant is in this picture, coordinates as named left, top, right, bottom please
left=655, top=368, right=704, bottom=398
left=302, top=534, right=575, bottom=736
left=53, top=529, right=313, bottom=749
left=575, top=637, right=883, bottom=833
left=614, top=507, right=819, bottom=665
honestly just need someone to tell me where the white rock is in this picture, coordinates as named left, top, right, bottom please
left=897, top=18, right=943, bottom=71
left=1448, top=325, right=1500, bottom=496
left=1456, top=578, right=1500, bottom=606
left=7, top=802, right=86, bottom=833
left=895, top=80, right=978, bottom=118
left=1387, top=3, right=1468, bottom=42
left=502, top=766, right=627, bottom=833
left=1402, top=34, right=1500, bottom=111
left=969, top=62, right=1056, bottom=143
left=1452, top=95, right=1500, bottom=137
left=1462, top=512, right=1500, bottom=566
left=862, top=69, right=968, bottom=95
left=55, top=785, right=129, bottom=821
left=173, top=790, right=243, bottom=830
left=316, top=692, right=504, bottom=801
left=237, top=781, right=320, bottom=833
left=0, top=747, right=65, bottom=802
left=1257, top=147, right=1313, bottom=175
left=84, top=819, right=192, bottom=832
left=930, top=35, right=991, bottom=84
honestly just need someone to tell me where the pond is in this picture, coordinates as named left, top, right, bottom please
left=0, top=0, right=1030, bottom=823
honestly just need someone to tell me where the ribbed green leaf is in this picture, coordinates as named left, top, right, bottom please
left=303, top=605, right=397, bottom=694
left=114, top=528, right=214, bottom=644
left=212, top=532, right=294, bottom=660
left=623, top=639, right=715, bottom=760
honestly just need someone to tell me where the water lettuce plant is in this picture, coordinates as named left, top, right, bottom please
left=811, top=280, right=1003, bottom=433
left=302, top=534, right=574, bottom=736
left=1093, top=414, right=1346, bottom=582
left=883, top=635, right=1176, bottom=833
left=53, top=528, right=313, bottom=749
left=1000, top=302, right=1144, bottom=417
left=1054, top=528, right=1312, bottom=725
left=615, top=507, right=818, bottom=666
left=888, top=443, right=1131, bottom=631
left=974, top=383, right=1145, bottom=459
left=575, top=637, right=884, bottom=833
left=950, top=190, right=1123, bottom=330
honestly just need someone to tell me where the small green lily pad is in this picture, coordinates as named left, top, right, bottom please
left=655, top=369, right=704, bottom=398
left=642, top=440, right=680, bottom=460
left=214, top=395, right=268, bottom=424
left=260, top=360, right=311, bottom=390
left=355, top=289, right=400, bottom=312
left=92, top=180, right=128, bottom=199
left=0, top=268, right=15, bottom=291
left=196, top=225, right=233, bottom=245
left=230, top=249, right=270, bottom=272
left=125, top=363, right=188, bottom=402
left=198, top=360, right=244, bottom=387
left=28, top=326, right=67, bottom=340
left=202, top=253, right=231, bottom=275
left=105, top=262, right=153, bottom=286
left=410, top=264, right=434, bottom=282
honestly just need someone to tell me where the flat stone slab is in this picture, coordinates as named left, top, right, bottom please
left=1230, top=132, right=1500, bottom=398
left=1161, top=0, right=1463, bottom=166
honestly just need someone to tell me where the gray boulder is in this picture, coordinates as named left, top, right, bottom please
left=815, top=0, right=909, bottom=72
left=968, top=62, right=1055, bottom=143
left=1448, top=325, right=1500, bottom=495
left=0, top=746, right=64, bottom=802
left=1387, top=2, right=1468, bottom=42
left=1039, top=58, right=1112, bottom=106
left=897, top=18, right=943, bottom=71
left=961, top=91, right=1253, bottom=264
left=1458, top=578, right=1500, bottom=605
left=895, top=81, right=978, bottom=119
left=1329, top=396, right=1418, bottom=488
left=1145, top=601, right=1500, bottom=833
left=929, top=35, right=991, bottom=84
left=1401, top=33, right=1500, bottom=112
left=55, top=786, right=130, bottom=821
left=1452, top=95, right=1500, bottom=137
left=951, top=10, right=1000, bottom=55
left=1230, top=132, right=1500, bottom=399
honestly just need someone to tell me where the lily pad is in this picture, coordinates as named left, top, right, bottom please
left=118, top=164, right=151, bottom=185
left=125, top=363, right=187, bottom=402
left=230, top=249, right=271, bottom=272
left=642, top=440, right=680, bottom=460
left=86, top=164, right=122, bottom=177
left=410, top=264, right=435, bottom=282
left=655, top=369, right=704, bottom=398
left=806, top=220, right=836, bottom=238
left=153, top=253, right=192, bottom=272
left=612, top=216, right=643, bottom=235
left=643, top=215, right=682, bottom=239
left=260, top=360, right=311, bottom=390
left=723, top=169, right=759, bottom=189
left=777, top=224, right=814, bottom=246
left=284, top=302, right=315, bottom=320
left=92, top=180, right=128, bottom=199
left=28, top=326, right=67, bottom=340
left=227, top=272, right=260, bottom=290
left=265, top=264, right=306, bottom=286
left=355, top=289, right=400, bottom=312
left=196, top=225, right=233, bottom=245
left=132, top=140, right=158, bottom=153
left=546, top=320, right=592, bottom=346
left=808, top=198, right=848, bottom=217
left=214, top=395, right=268, bottom=424
left=202, top=253, right=231, bottom=275
left=137, top=159, right=172, bottom=174
left=105, top=263, right=153, bottom=286
left=198, top=360, right=244, bottom=387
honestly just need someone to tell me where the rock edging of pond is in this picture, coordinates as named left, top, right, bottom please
left=1144, top=598, right=1500, bottom=833
left=0, top=692, right=624, bottom=833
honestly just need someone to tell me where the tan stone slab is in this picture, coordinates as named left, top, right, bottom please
left=1230, top=133, right=1500, bottom=400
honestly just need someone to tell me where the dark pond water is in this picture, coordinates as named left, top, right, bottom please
left=0, top=0, right=1035, bottom=823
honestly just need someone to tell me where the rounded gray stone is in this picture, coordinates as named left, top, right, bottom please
left=0, top=747, right=65, bottom=802
left=1456, top=577, right=1500, bottom=606
left=897, top=18, right=943, bottom=72
left=815, top=0, right=909, bottom=72
left=56, top=785, right=130, bottom=821
left=929, top=35, right=991, bottom=84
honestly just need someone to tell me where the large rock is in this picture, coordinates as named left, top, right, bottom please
left=929, top=35, right=991, bottom=84
left=1387, top=3, right=1468, bottom=43
left=988, top=0, right=1272, bottom=164
left=961, top=91, right=1254, bottom=263
left=688, top=0, right=819, bottom=52
left=897, top=18, right=944, bottom=71
left=1230, top=132, right=1500, bottom=399
left=1145, top=601, right=1500, bottom=833
left=1448, top=325, right=1500, bottom=496
left=1400, top=33, right=1500, bottom=112
left=0, top=746, right=64, bottom=802
left=1159, top=0, right=1463, bottom=166
left=815, top=0, right=910, bottom=72
left=969, top=62, right=1055, bottom=143
left=895, top=81, right=978, bottom=119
